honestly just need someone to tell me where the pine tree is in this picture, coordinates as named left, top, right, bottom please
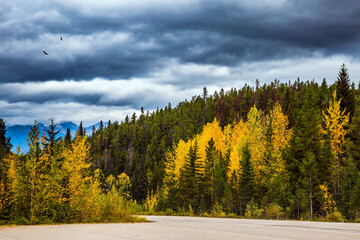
left=203, top=138, right=216, bottom=209
left=0, top=118, right=12, bottom=161
left=239, top=143, right=254, bottom=215
left=43, top=119, right=61, bottom=155
left=335, top=64, right=355, bottom=120
left=285, top=91, right=325, bottom=219
left=347, top=108, right=360, bottom=170
left=180, top=141, right=202, bottom=213
left=212, top=151, right=228, bottom=205
left=77, top=121, right=86, bottom=137
left=64, top=128, right=72, bottom=147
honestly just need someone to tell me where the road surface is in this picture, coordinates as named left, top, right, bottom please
left=1, top=215, right=360, bottom=240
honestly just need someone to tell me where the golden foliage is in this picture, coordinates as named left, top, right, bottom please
left=267, top=102, right=292, bottom=174
left=228, top=120, right=247, bottom=177
left=322, top=90, right=349, bottom=156
left=62, top=136, right=91, bottom=213
left=247, top=106, right=266, bottom=180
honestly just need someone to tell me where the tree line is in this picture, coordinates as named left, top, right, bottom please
left=0, top=120, right=139, bottom=224
left=1, top=64, right=360, bottom=222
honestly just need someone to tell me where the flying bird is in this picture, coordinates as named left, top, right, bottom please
left=60, top=36, right=63, bottom=41
left=43, top=50, right=48, bottom=55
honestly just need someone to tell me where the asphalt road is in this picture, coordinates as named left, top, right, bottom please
left=1, top=215, right=360, bottom=240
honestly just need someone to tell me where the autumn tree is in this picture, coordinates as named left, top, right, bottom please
left=246, top=106, right=265, bottom=185
left=0, top=118, right=12, bottom=219
left=263, top=103, right=292, bottom=206
left=62, top=136, right=91, bottom=221
left=322, top=91, right=349, bottom=196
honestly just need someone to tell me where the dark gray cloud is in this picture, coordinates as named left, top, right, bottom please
left=0, top=0, right=360, bottom=125
left=1, top=0, right=359, bottom=83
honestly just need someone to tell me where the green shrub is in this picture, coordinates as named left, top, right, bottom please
left=264, top=203, right=284, bottom=220
left=245, top=201, right=264, bottom=219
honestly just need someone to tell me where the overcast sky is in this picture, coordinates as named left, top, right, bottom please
left=1, top=0, right=360, bottom=126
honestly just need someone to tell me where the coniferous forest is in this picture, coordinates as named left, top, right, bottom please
left=1, top=64, right=360, bottom=223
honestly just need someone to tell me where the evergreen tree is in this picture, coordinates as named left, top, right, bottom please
left=131, top=164, right=148, bottom=203
left=25, top=121, right=43, bottom=221
left=347, top=108, right=360, bottom=170
left=64, top=128, right=72, bottom=147
left=285, top=92, right=325, bottom=219
left=0, top=118, right=12, bottom=160
left=239, top=143, right=254, bottom=215
left=212, top=151, right=228, bottom=205
left=179, top=141, right=202, bottom=213
left=0, top=118, right=12, bottom=184
left=203, top=138, right=216, bottom=210
left=43, top=119, right=61, bottom=155
left=77, top=121, right=86, bottom=137
left=336, top=64, right=355, bottom=120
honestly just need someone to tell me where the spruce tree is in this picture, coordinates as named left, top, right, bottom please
left=0, top=118, right=12, bottom=160
left=64, top=128, right=72, bottom=147
left=180, top=141, right=202, bottom=213
left=77, top=121, right=86, bottom=137
left=336, top=64, right=355, bottom=120
left=0, top=118, right=12, bottom=181
left=213, top=152, right=227, bottom=204
left=347, top=108, right=360, bottom=170
left=203, top=138, right=216, bottom=209
left=239, top=142, right=254, bottom=215
left=44, top=119, right=61, bottom=155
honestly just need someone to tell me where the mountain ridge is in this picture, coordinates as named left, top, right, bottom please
left=6, top=121, right=106, bottom=152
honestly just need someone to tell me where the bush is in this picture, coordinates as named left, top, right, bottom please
left=245, top=201, right=264, bottom=219
left=264, top=203, right=284, bottom=220
left=209, top=202, right=226, bottom=217
left=320, top=208, right=345, bottom=222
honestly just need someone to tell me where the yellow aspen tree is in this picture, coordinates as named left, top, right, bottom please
left=6, top=148, right=28, bottom=220
left=246, top=106, right=266, bottom=183
left=198, top=118, right=225, bottom=170
left=262, top=103, right=292, bottom=204
left=164, top=149, right=177, bottom=194
left=0, top=153, right=16, bottom=217
left=82, top=169, right=102, bottom=222
left=227, top=120, right=247, bottom=178
left=319, top=182, right=344, bottom=222
left=163, top=139, right=192, bottom=196
left=33, top=145, right=64, bottom=221
left=322, top=90, right=349, bottom=194
left=0, top=181, right=8, bottom=214
left=267, top=102, right=292, bottom=174
left=172, top=139, right=192, bottom=180
left=62, top=136, right=91, bottom=221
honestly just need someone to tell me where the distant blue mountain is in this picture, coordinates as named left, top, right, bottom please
left=6, top=121, right=106, bottom=152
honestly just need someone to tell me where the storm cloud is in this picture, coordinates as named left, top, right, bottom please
left=0, top=0, right=359, bottom=125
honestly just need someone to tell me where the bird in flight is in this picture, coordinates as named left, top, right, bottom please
left=43, top=50, right=49, bottom=55
left=60, top=36, right=63, bottom=41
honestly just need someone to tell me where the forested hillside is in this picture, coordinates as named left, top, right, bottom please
left=87, top=64, right=360, bottom=221
left=1, top=64, right=360, bottom=223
